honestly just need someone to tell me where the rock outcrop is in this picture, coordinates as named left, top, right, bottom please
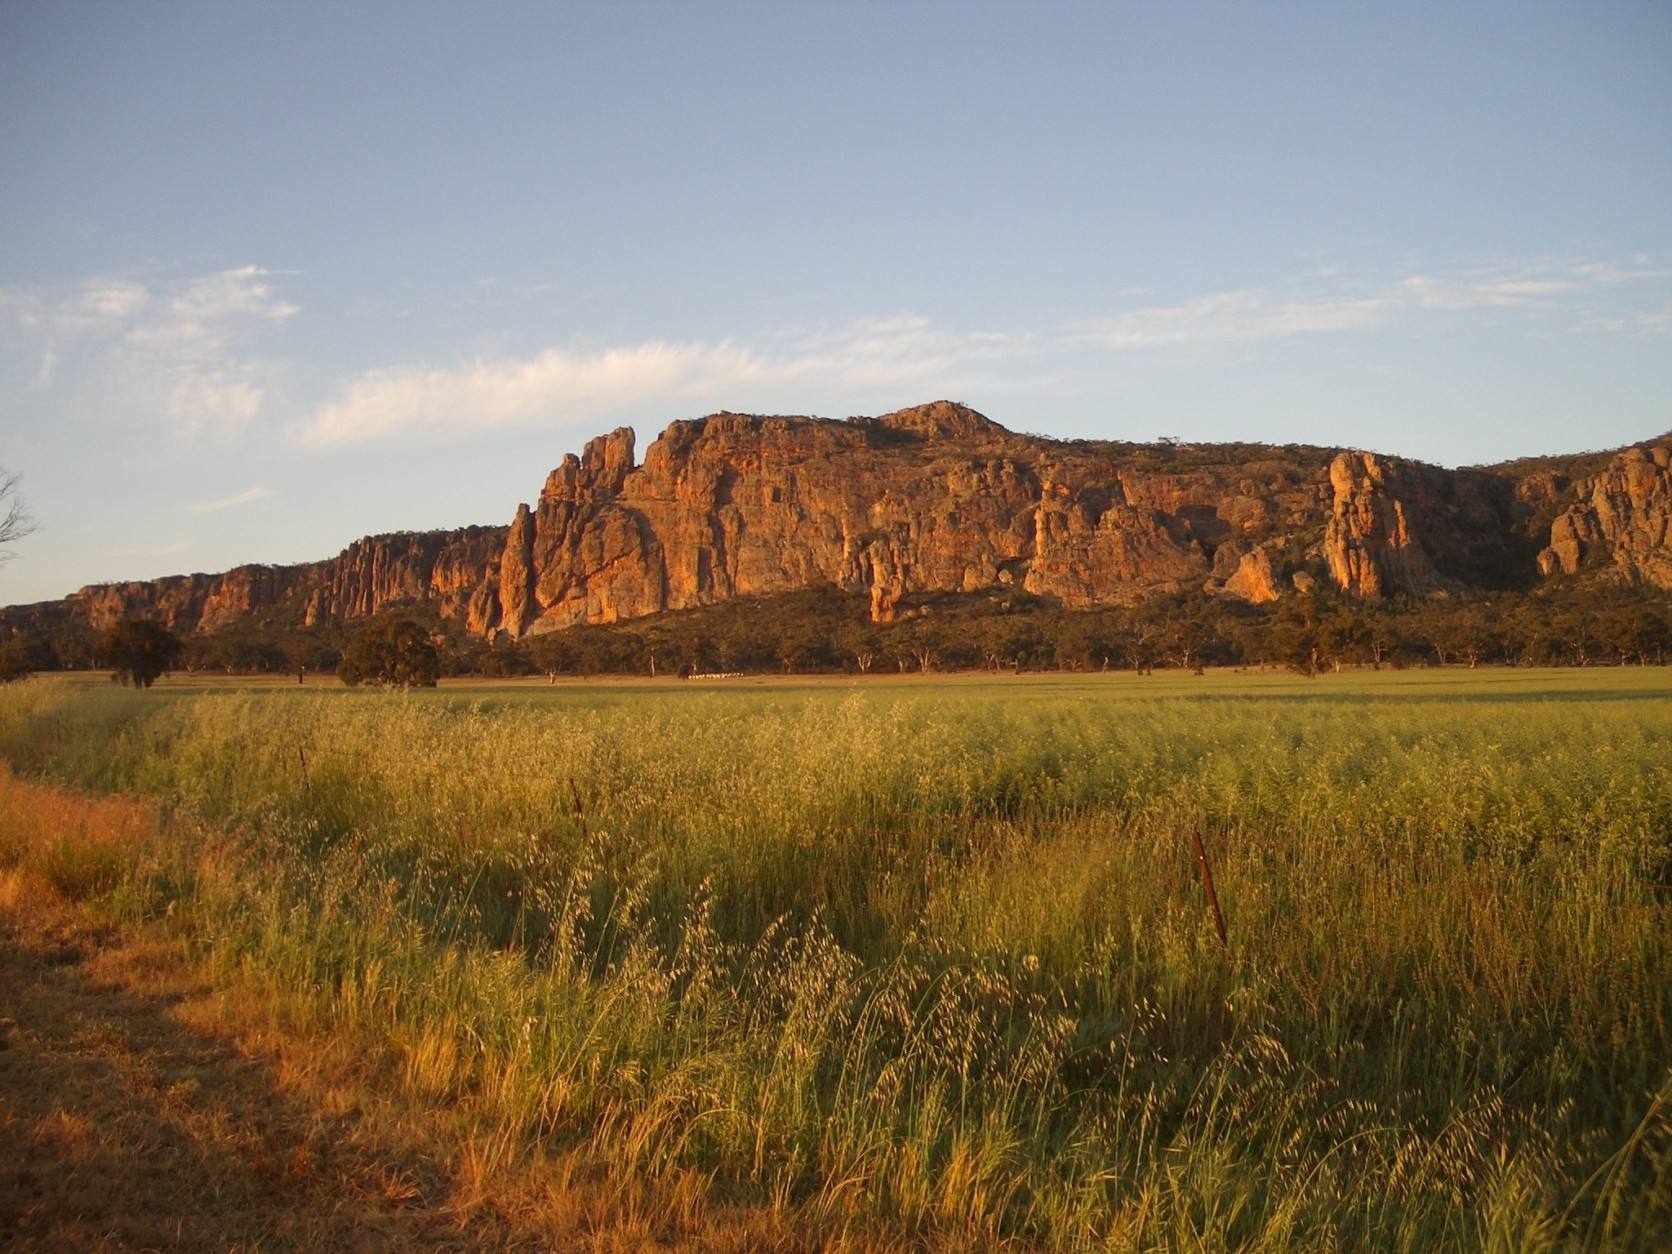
left=1537, top=441, right=1672, bottom=587
left=495, top=403, right=1335, bottom=636
left=1322, top=450, right=1535, bottom=599
left=7, top=405, right=1671, bottom=642
left=1221, top=545, right=1282, bottom=604
left=50, top=526, right=506, bottom=638
left=1323, top=452, right=1446, bottom=598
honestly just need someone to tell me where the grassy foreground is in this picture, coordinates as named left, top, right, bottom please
left=1, top=670, right=1669, bottom=1249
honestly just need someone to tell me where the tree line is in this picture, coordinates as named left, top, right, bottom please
left=7, top=578, right=1668, bottom=687
left=494, top=583, right=1672, bottom=677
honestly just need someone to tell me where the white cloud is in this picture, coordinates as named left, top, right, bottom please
left=123, top=267, right=297, bottom=438
left=1582, top=300, right=1672, bottom=337
left=2, top=279, right=151, bottom=386
left=188, top=484, right=274, bottom=513
left=8, top=255, right=1663, bottom=453
left=289, top=255, right=1669, bottom=447
left=127, top=265, right=297, bottom=351
left=1078, top=290, right=1388, bottom=350
left=782, top=315, right=1029, bottom=385
left=81, top=280, right=151, bottom=322
left=297, top=340, right=768, bottom=446
left=1392, top=259, right=1669, bottom=311
left=110, top=540, right=192, bottom=559
left=1395, top=274, right=1575, bottom=309
left=1075, top=259, right=1669, bottom=351
left=154, top=359, right=270, bottom=437
left=293, top=317, right=1028, bottom=448
left=1565, top=260, right=1669, bottom=284
left=0, top=266, right=296, bottom=439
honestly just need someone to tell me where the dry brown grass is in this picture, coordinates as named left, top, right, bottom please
left=0, top=772, right=155, bottom=902
left=0, top=770, right=834, bottom=1252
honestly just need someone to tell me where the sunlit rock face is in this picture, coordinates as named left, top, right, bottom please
left=1537, top=442, right=1672, bottom=588
left=1323, top=452, right=1446, bottom=599
left=497, top=402, right=1341, bottom=634
left=492, top=416, right=1671, bottom=624
left=20, top=405, right=1672, bottom=640
left=60, top=526, right=506, bottom=636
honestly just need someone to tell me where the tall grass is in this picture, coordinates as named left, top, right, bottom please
left=1, top=672, right=1668, bottom=1247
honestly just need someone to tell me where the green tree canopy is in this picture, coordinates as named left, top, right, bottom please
left=101, top=618, right=184, bottom=688
left=338, top=617, right=441, bottom=688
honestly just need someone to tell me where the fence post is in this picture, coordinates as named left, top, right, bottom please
left=1192, top=828, right=1229, bottom=950
left=569, top=778, right=587, bottom=840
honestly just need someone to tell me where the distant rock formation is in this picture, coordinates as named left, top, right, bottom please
left=6, top=404, right=1671, bottom=640
left=1221, top=545, right=1281, bottom=604
left=37, top=526, right=507, bottom=638
left=1538, top=442, right=1672, bottom=587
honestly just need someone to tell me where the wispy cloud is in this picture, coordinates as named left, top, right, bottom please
left=292, top=315, right=1028, bottom=448
left=1395, top=275, right=1575, bottom=309
left=0, top=277, right=151, bottom=335
left=1077, top=259, right=1668, bottom=350
left=2, top=277, right=152, bottom=385
left=109, top=540, right=192, bottom=559
left=125, top=266, right=297, bottom=352
left=297, top=341, right=768, bottom=446
left=1076, top=290, right=1388, bottom=350
left=300, top=258, right=1664, bottom=447
left=1581, top=299, right=1672, bottom=337
left=0, top=266, right=297, bottom=438
left=188, top=484, right=274, bottom=513
left=8, top=255, right=1663, bottom=453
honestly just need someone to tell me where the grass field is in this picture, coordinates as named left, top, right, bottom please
left=2, top=668, right=1669, bottom=1248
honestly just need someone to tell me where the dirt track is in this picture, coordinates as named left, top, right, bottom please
left=0, top=901, right=517, bottom=1252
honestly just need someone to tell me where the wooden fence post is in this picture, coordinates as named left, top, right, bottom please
left=569, top=778, right=587, bottom=840
left=1192, top=828, right=1229, bottom=950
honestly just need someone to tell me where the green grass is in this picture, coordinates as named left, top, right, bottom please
left=2, top=668, right=1669, bottom=1248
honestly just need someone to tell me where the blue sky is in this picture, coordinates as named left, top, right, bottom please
left=2, top=1, right=1669, bottom=605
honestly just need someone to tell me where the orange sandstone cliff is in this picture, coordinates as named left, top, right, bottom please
left=6, top=403, right=1671, bottom=639
left=1537, top=443, right=1672, bottom=587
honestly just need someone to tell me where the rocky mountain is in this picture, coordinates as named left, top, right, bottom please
left=0, top=527, right=507, bottom=642
left=1536, top=444, right=1672, bottom=587
left=5, top=402, right=1670, bottom=640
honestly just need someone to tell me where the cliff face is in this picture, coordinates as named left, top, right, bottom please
left=297, top=529, right=505, bottom=629
left=1537, top=441, right=1672, bottom=587
left=41, top=526, right=506, bottom=638
left=494, top=402, right=1347, bottom=637
left=1321, top=453, right=1527, bottom=598
left=8, top=404, right=1671, bottom=642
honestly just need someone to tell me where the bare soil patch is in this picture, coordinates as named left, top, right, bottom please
left=0, top=896, right=532, bottom=1250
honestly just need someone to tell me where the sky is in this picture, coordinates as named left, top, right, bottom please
left=2, top=1, right=1669, bottom=606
